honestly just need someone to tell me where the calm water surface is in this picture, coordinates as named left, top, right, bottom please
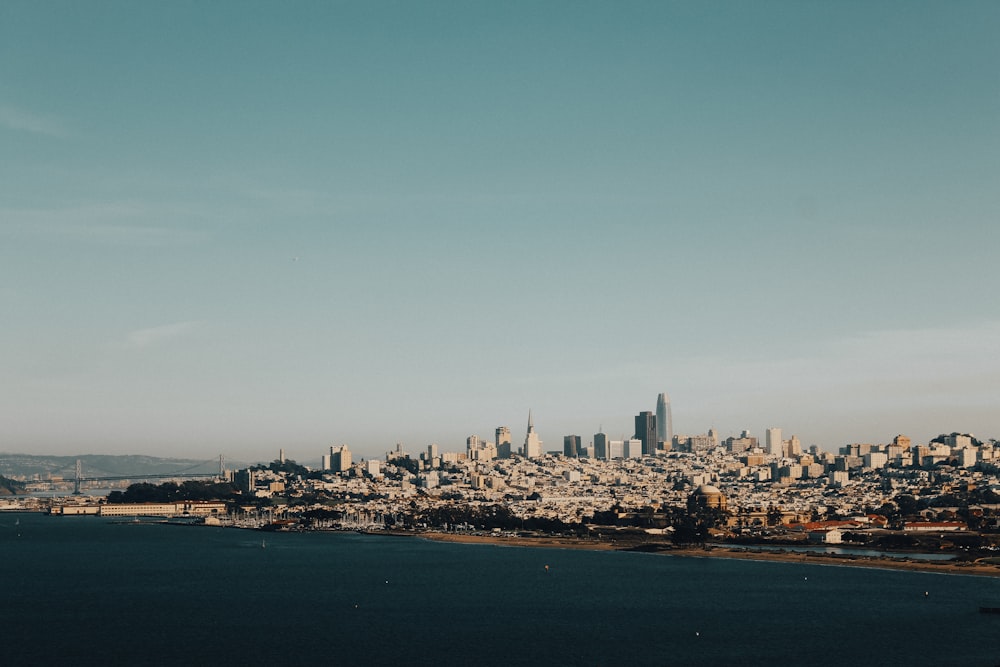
left=3, top=513, right=999, bottom=666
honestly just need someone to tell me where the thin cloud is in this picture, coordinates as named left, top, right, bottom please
left=125, top=321, right=201, bottom=349
left=2, top=203, right=210, bottom=247
left=0, top=104, right=69, bottom=138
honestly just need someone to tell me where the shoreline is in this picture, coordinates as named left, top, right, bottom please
left=414, top=531, right=1000, bottom=578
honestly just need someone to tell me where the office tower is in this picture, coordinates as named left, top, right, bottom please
left=594, top=430, right=609, bottom=460
left=428, top=443, right=439, bottom=459
left=766, top=428, right=783, bottom=457
left=523, top=410, right=543, bottom=458
left=608, top=439, right=625, bottom=459
left=656, top=393, right=673, bottom=450
left=635, top=411, right=657, bottom=456
left=624, top=438, right=643, bottom=459
left=496, top=426, right=512, bottom=459
left=563, top=435, right=581, bottom=458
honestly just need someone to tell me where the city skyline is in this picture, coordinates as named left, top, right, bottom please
left=2, top=2, right=998, bottom=461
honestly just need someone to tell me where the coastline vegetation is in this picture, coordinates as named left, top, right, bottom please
left=106, top=480, right=240, bottom=504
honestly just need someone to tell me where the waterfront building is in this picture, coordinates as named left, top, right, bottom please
left=690, top=484, right=727, bottom=511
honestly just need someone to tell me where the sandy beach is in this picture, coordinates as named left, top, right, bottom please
left=415, top=531, right=1000, bottom=578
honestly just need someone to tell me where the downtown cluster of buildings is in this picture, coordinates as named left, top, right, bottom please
left=29, top=393, right=1000, bottom=537
left=211, top=393, right=1000, bottom=533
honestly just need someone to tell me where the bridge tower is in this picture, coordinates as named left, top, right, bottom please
left=219, top=454, right=226, bottom=480
left=73, top=459, right=82, bottom=495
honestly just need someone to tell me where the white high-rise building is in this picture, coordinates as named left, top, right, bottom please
left=331, top=445, right=352, bottom=472
left=496, top=426, right=512, bottom=459
left=523, top=410, right=543, bottom=458
left=766, top=428, right=783, bottom=457
left=656, top=393, right=673, bottom=450
left=608, top=440, right=624, bottom=459
left=624, top=438, right=643, bottom=459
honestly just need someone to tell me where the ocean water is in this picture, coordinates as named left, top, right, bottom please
left=3, top=513, right=1000, bottom=666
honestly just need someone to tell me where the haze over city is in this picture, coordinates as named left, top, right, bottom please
left=2, top=2, right=998, bottom=462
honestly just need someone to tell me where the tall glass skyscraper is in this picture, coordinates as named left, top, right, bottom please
left=634, top=411, right=657, bottom=456
left=656, top=392, right=673, bottom=450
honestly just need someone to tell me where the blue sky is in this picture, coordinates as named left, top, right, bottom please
left=2, top=1, right=998, bottom=462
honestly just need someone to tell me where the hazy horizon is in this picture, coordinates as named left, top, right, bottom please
left=3, top=2, right=998, bottom=462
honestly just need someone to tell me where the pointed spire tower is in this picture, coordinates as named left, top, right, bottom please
left=523, top=409, right=543, bottom=458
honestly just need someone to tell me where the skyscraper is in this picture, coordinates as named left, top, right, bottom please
left=656, top=392, right=673, bottom=451
left=331, top=445, right=352, bottom=472
left=523, top=410, right=543, bottom=458
left=634, top=411, right=657, bottom=457
left=766, top=427, right=783, bottom=457
left=496, top=426, right=512, bottom=459
left=594, top=430, right=608, bottom=460
left=563, top=435, right=581, bottom=458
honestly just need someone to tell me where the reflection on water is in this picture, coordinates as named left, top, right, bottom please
left=713, top=543, right=956, bottom=561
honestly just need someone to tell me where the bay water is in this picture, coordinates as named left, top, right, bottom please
left=3, top=513, right=999, bottom=666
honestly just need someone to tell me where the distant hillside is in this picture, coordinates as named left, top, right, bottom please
left=0, top=475, right=26, bottom=495
left=0, top=453, right=253, bottom=480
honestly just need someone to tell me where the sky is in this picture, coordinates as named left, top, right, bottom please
left=2, top=1, right=999, bottom=463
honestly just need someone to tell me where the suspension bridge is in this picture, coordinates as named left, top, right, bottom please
left=34, top=456, right=228, bottom=494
